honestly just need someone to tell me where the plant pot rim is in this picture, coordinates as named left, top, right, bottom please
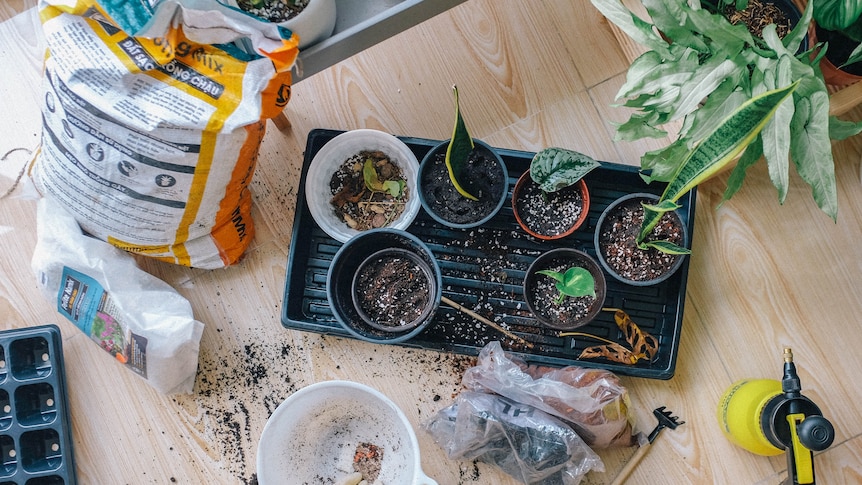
left=351, top=247, right=438, bottom=333
left=326, top=228, right=442, bottom=344
left=594, top=192, right=689, bottom=287
left=511, top=170, right=590, bottom=240
left=417, top=138, right=509, bottom=229
left=523, top=248, right=606, bottom=331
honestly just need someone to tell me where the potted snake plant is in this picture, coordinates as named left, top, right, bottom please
left=596, top=82, right=799, bottom=285
left=418, top=85, right=509, bottom=229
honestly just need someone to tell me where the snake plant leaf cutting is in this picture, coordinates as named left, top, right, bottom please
left=529, top=147, right=601, bottom=193
left=536, top=267, right=596, bottom=303
left=637, top=81, right=799, bottom=253
left=445, top=85, right=478, bottom=201
left=590, top=0, right=859, bottom=222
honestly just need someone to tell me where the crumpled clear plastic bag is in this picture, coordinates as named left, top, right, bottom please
left=423, top=391, right=603, bottom=485
left=462, top=341, right=637, bottom=449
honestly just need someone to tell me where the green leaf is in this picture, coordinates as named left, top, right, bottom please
left=829, top=116, right=862, bottom=140
left=841, top=43, right=862, bottom=68
left=638, top=81, right=799, bottom=244
left=363, top=158, right=404, bottom=198
left=613, top=112, right=669, bottom=141
left=667, top=57, right=739, bottom=122
left=639, top=141, right=692, bottom=184
left=680, top=80, right=748, bottom=143
left=639, top=239, right=692, bottom=255
left=529, top=147, right=600, bottom=193
left=760, top=55, right=794, bottom=204
left=537, top=267, right=596, bottom=301
left=790, top=91, right=839, bottom=221
left=813, top=0, right=862, bottom=31
left=589, top=0, right=671, bottom=59
left=784, top=0, right=813, bottom=51
left=642, top=199, right=682, bottom=213
left=445, top=85, right=478, bottom=201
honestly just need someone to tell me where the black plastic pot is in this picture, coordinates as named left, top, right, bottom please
left=417, top=138, right=509, bottom=229
left=326, top=229, right=441, bottom=344
left=594, top=193, right=689, bottom=287
left=351, top=247, right=437, bottom=333
left=523, top=248, right=606, bottom=331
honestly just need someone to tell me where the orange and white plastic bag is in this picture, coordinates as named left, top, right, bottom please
left=32, top=0, right=299, bottom=268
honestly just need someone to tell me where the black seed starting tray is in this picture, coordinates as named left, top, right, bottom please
left=281, top=129, right=696, bottom=380
left=0, top=324, right=77, bottom=484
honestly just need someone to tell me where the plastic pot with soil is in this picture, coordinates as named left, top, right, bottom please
left=418, top=138, right=509, bottom=229
left=523, top=248, right=606, bottom=331
left=511, top=147, right=599, bottom=240
left=594, top=193, right=689, bottom=287
left=327, top=229, right=441, bottom=344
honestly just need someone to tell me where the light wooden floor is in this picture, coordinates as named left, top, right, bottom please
left=2, top=1, right=862, bottom=484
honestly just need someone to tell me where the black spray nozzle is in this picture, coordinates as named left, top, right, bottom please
left=782, top=348, right=801, bottom=397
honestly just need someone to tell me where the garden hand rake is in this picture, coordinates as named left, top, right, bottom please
left=610, top=406, right=685, bottom=485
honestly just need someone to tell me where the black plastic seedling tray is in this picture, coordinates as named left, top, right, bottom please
left=282, top=129, right=696, bottom=379
left=0, top=324, right=77, bottom=484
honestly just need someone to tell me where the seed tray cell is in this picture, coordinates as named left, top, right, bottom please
left=282, top=129, right=696, bottom=379
left=0, top=325, right=76, bottom=484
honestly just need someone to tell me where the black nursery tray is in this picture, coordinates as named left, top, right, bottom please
left=0, top=324, right=77, bottom=484
left=282, top=129, right=696, bottom=379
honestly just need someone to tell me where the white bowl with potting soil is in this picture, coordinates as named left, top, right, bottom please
left=306, top=129, right=421, bottom=243
left=327, top=228, right=442, bottom=344
left=256, top=380, right=438, bottom=485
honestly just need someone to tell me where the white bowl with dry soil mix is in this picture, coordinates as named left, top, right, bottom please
left=256, top=380, right=438, bottom=485
left=306, top=129, right=421, bottom=243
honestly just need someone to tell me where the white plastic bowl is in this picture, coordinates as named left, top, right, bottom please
left=305, top=129, right=420, bottom=243
left=279, top=0, right=336, bottom=49
left=256, top=380, right=438, bottom=485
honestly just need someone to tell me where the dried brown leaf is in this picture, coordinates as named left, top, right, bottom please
left=579, top=342, right=639, bottom=365
left=572, top=309, right=659, bottom=365
left=613, top=309, right=658, bottom=361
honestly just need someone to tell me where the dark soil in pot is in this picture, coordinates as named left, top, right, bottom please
left=596, top=194, right=688, bottom=285
left=352, top=248, right=435, bottom=332
left=419, top=140, right=507, bottom=228
left=523, top=249, right=605, bottom=331
left=512, top=172, right=588, bottom=240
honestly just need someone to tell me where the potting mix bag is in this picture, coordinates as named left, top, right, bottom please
left=31, top=0, right=299, bottom=268
left=32, top=197, right=204, bottom=395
